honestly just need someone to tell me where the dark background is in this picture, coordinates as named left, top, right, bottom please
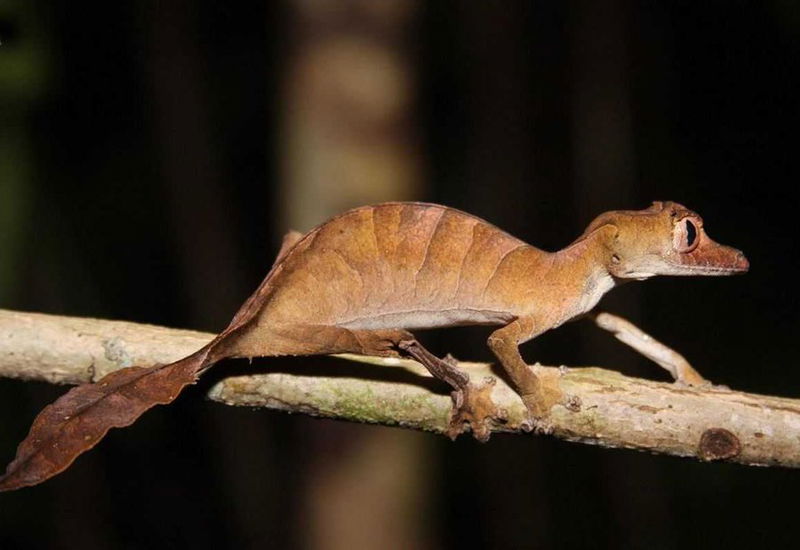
left=1, top=1, right=798, bottom=549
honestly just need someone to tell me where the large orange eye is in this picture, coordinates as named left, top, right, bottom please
left=673, top=217, right=700, bottom=253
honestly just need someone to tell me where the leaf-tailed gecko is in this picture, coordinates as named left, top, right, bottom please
left=0, top=201, right=748, bottom=490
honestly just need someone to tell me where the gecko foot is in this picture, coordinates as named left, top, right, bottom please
left=446, top=376, right=507, bottom=442
left=395, top=339, right=505, bottom=441
left=518, top=394, right=555, bottom=435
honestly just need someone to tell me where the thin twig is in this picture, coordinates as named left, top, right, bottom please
left=1, top=309, right=798, bottom=467
left=591, top=311, right=709, bottom=385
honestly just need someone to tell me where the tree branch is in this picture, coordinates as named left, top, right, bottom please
left=1, top=308, right=798, bottom=467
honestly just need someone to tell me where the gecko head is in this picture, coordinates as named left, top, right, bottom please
left=584, top=201, right=749, bottom=280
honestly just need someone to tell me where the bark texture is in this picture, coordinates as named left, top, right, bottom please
left=1, top=309, right=797, bottom=467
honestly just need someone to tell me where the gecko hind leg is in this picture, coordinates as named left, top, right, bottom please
left=241, top=324, right=506, bottom=440
left=397, top=339, right=506, bottom=442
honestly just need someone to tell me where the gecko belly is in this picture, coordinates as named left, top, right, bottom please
left=338, top=308, right=516, bottom=331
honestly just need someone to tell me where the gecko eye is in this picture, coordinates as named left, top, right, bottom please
left=673, top=217, right=700, bottom=253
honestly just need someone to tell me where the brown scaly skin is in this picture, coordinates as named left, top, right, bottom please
left=0, top=201, right=748, bottom=490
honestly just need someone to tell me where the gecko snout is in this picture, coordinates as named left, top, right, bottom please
left=733, top=250, right=749, bottom=273
left=714, top=247, right=749, bottom=274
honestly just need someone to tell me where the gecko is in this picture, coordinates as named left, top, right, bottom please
left=0, top=201, right=748, bottom=490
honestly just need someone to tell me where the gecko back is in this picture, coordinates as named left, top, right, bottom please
left=228, top=202, right=545, bottom=357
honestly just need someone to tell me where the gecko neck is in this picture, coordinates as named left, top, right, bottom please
left=551, top=231, right=618, bottom=316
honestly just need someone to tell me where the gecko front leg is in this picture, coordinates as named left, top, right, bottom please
left=487, top=318, right=563, bottom=433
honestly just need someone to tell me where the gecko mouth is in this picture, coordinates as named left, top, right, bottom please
left=673, top=248, right=749, bottom=276
left=676, top=263, right=748, bottom=275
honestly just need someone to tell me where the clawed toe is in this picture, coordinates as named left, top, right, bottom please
left=520, top=394, right=554, bottom=434
left=520, top=416, right=554, bottom=435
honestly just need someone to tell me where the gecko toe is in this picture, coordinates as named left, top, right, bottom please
left=532, top=418, right=554, bottom=435
left=519, top=415, right=553, bottom=435
left=519, top=394, right=556, bottom=434
left=496, top=408, right=509, bottom=422
left=519, top=419, right=534, bottom=433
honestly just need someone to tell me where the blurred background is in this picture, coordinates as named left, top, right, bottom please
left=0, top=1, right=798, bottom=548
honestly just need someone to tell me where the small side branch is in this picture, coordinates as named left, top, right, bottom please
left=591, top=311, right=709, bottom=385
left=1, top=309, right=798, bottom=467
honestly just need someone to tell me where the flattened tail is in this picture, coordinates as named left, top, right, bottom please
left=0, top=345, right=213, bottom=492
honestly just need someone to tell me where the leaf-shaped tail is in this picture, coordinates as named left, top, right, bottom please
left=0, top=347, right=212, bottom=491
